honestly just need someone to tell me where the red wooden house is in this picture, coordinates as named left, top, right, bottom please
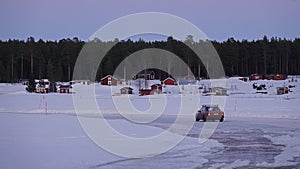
left=139, top=84, right=163, bottom=96
left=59, top=85, right=71, bottom=93
left=151, top=84, right=162, bottom=94
left=101, top=75, right=118, bottom=86
left=272, top=74, right=287, bottom=80
left=35, top=79, right=50, bottom=93
left=249, top=74, right=262, bottom=81
left=139, top=89, right=152, bottom=96
left=162, top=77, right=177, bottom=85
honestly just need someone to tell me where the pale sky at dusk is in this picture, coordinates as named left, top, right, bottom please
left=1, top=0, right=299, bottom=41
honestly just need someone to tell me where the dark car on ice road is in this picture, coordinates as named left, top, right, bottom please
left=195, top=105, right=224, bottom=122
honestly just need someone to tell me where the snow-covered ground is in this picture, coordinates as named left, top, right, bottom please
left=0, top=77, right=300, bottom=168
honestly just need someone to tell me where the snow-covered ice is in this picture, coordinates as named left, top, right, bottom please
left=0, top=77, right=300, bottom=168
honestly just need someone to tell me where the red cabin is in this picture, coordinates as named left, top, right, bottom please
left=249, top=74, right=262, bottom=81
left=59, top=85, right=71, bottom=93
left=101, top=75, right=118, bottom=86
left=139, top=89, right=152, bottom=96
left=162, top=77, right=177, bottom=85
left=272, top=74, right=286, bottom=80
left=151, top=84, right=162, bottom=94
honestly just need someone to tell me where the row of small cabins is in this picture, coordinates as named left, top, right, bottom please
left=101, top=73, right=288, bottom=86
left=249, top=74, right=287, bottom=81
left=33, top=77, right=290, bottom=96
left=100, top=74, right=178, bottom=95
left=100, top=73, right=290, bottom=96
left=100, top=74, right=229, bottom=96
left=32, top=78, right=171, bottom=95
left=31, top=70, right=290, bottom=95
left=119, top=84, right=163, bottom=95
left=34, top=79, right=90, bottom=94
left=100, top=75, right=178, bottom=86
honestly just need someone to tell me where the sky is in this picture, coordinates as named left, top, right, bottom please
left=0, top=0, right=300, bottom=42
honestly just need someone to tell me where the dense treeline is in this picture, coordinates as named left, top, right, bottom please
left=214, top=36, right=300, bottom=77
left=0, top=36, right=299, bottom=82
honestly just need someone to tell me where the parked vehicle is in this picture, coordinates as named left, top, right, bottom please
left=195, top=105, right=224, bottom=122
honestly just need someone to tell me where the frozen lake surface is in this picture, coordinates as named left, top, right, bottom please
left=0, top=77, right=300, bottom=168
